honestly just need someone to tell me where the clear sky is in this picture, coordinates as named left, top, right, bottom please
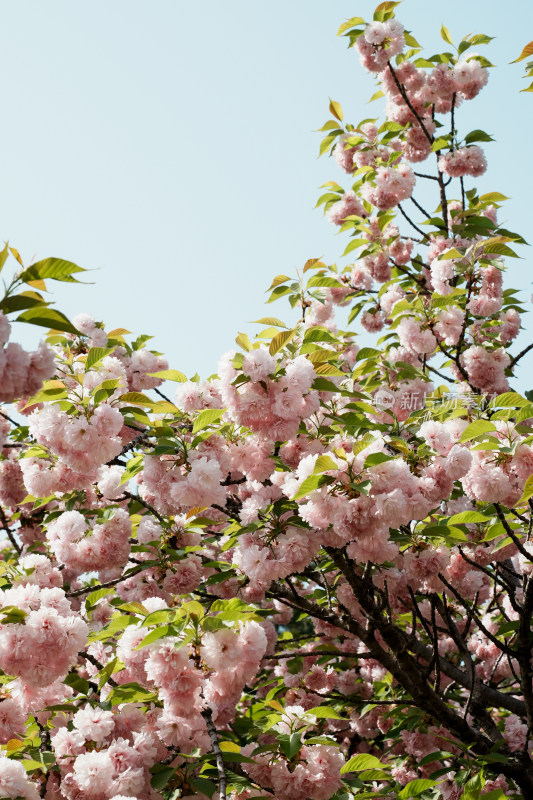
left=3, top=0, right=533, bottom=387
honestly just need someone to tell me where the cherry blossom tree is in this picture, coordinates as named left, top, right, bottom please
left=0, top=3, right=533, bottom=799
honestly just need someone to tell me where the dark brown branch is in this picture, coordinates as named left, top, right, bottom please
left=494, top=504, right=531, bottom=562
left=0, top=409, right=19, bottom=427
left=66, top=564, right=145, bottom=597
left=262, top=650, right=373, bottom=660
left=437, top=573, right=515, bottom=657
left=510, top=342, right=533, bottom=369
left=123, top=490, right=164, bottom=523
left=517, top=577, right=533, bottom=745
left=0, top=506, right=21, bottom=554
left=79, top=651, right=118, bottom=687
left=154, top=386, right=174, bottom=404
left=414, top=172, right=441, bottom=182
left=398, top=203, right=428, bottom=239
left=201, top=705, right=227, bottom=800
left=387, top=63, right=433, bottom=143
left=410, top=195, right=432, bottom=220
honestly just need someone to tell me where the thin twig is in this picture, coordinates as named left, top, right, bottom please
left=123, top=490, right=164, bottom=523
left=410, top=195, right=432, bottom=220
left=262, top=650, right=373, bottom=660
left=398, top=203, right=428, bottom=239
left=0, top=409, right=19, bottom=427
left=510, top=342, right=533, bottom=369
left=79, top=651, right=118, bottom=687
left=0, top=506, right=21, bottom=554
left=66, top=564, right=145, bottom=597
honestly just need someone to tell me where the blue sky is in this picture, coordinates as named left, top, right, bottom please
left=3, top=0, right=533, bottom=387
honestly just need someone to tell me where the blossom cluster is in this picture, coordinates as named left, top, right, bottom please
left=0, top=7, right=530, bottom=800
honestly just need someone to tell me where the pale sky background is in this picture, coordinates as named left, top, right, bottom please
left=3, top=0, right=533, bottom=388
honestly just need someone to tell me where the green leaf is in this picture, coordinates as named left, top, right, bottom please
left=307, top=275, right=343, bottom=288
left=461, top=772, right=483, bottom=800
left=341, top=754, right=388, bottom=774
left=356, top=347, right=381, bottom=361
left=0, top=605, right=27, bottom=624
left=109, top=682, right=158, bottom=705
left=88, top=612, right=138, bottom=641
left=312, top=377, right=339, bottom=392
left=313, top=455, right=339, bottom=473
left=16, top=306, right=80, bottom=335
left=431, top=137, right=450, bottom=152
left=64, top=672, right=90, bottom=695
left=308, top=706, right=343, bottom=719
left=373, top=1, right=401, bottom=22
left=319, top=132, right=338, bottom=156
left=192, top=408, right=226, bottom=433
left=235, top=331, right=252, bottom=352
left=269, top=328, right=296, bottom=355
left=98, top=656, right=121, bottom=689
left=251, top=317, right=287, bottom=328
left=448, top=511, right=490, bottom=524
left=304, top=257, right=327, bottom=272
left=491, top=391, right=527, bottom=408
left=511, top=41, right=533, bottom=63
left=141, top=609, right=174, bottom=627
left=267, top=274, right=291, bottom=290
left=482, top=243, right=519, bottom=258
left=21, top=759, right=47, bottom=772
left=343, top=238, right=367, bottom=256
left=459, top=420, right=497, bottom=442
left=368, top=89, right=385, bottom=102
left=191, top=779, right=217, bottom=798
left=440, top=24, right=453, bottom=45
left=86, top=346, right=115, bottom=370
left=364, top=452, right=394, bottom=468
left=19, top=257, right=86, bottom=284
left=329, top=98, right=343, bottom=122
left=292, top=473, right=331, bottom=501
left=438, top=248, right=464, bottom=260
left=398, top=779, right=438, bottom=798
left=520, top=475, right=533, bottom=503
left=479, top=192, right=509, bottom=203
left=86, top=587, right=114, bottom=610
left=464, top=129, right=494, bottom=144
left=147, top=369, right=187, bottom=382
left=119, top=391, right=178, bottom=414
left=0, top=242, right=9, bottom=273
left=267, top=285, right=292, bottom=304
left=0, top=291, right=48, bottom=315
left=337, top=16, right=365, bottom=35
left=314, top=362, right=344, bottom=377
left=150, top=766, right=175, bottom=791
left=134, top=625, right=173, bottom=649
left=303, top=327, right=338, bottom=344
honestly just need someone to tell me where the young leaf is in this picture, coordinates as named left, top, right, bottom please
left=19, top=257, right=86, bottom=284
left=440, top=24, right=453, bottom=45
left=147, top=369, right=187, bottom=382
left=459, top=420, right=497, bottom=442
left=16, top=307, right=80, bottom=335
left=329, top=99, right=343, bottom=122
left=269, top=328, right=296, bottom=356
left=341, top=754, right=388, bottom=774
left=192, top=408, right=226, bottom=434
left=398, top=779, right=438, bottom=798
left=337, top=16, right=365, bottom=36
left=511, top=41, right=533, bottom=63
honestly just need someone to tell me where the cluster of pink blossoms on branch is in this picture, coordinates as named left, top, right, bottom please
left=1, top=5, right=533, bottom=800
